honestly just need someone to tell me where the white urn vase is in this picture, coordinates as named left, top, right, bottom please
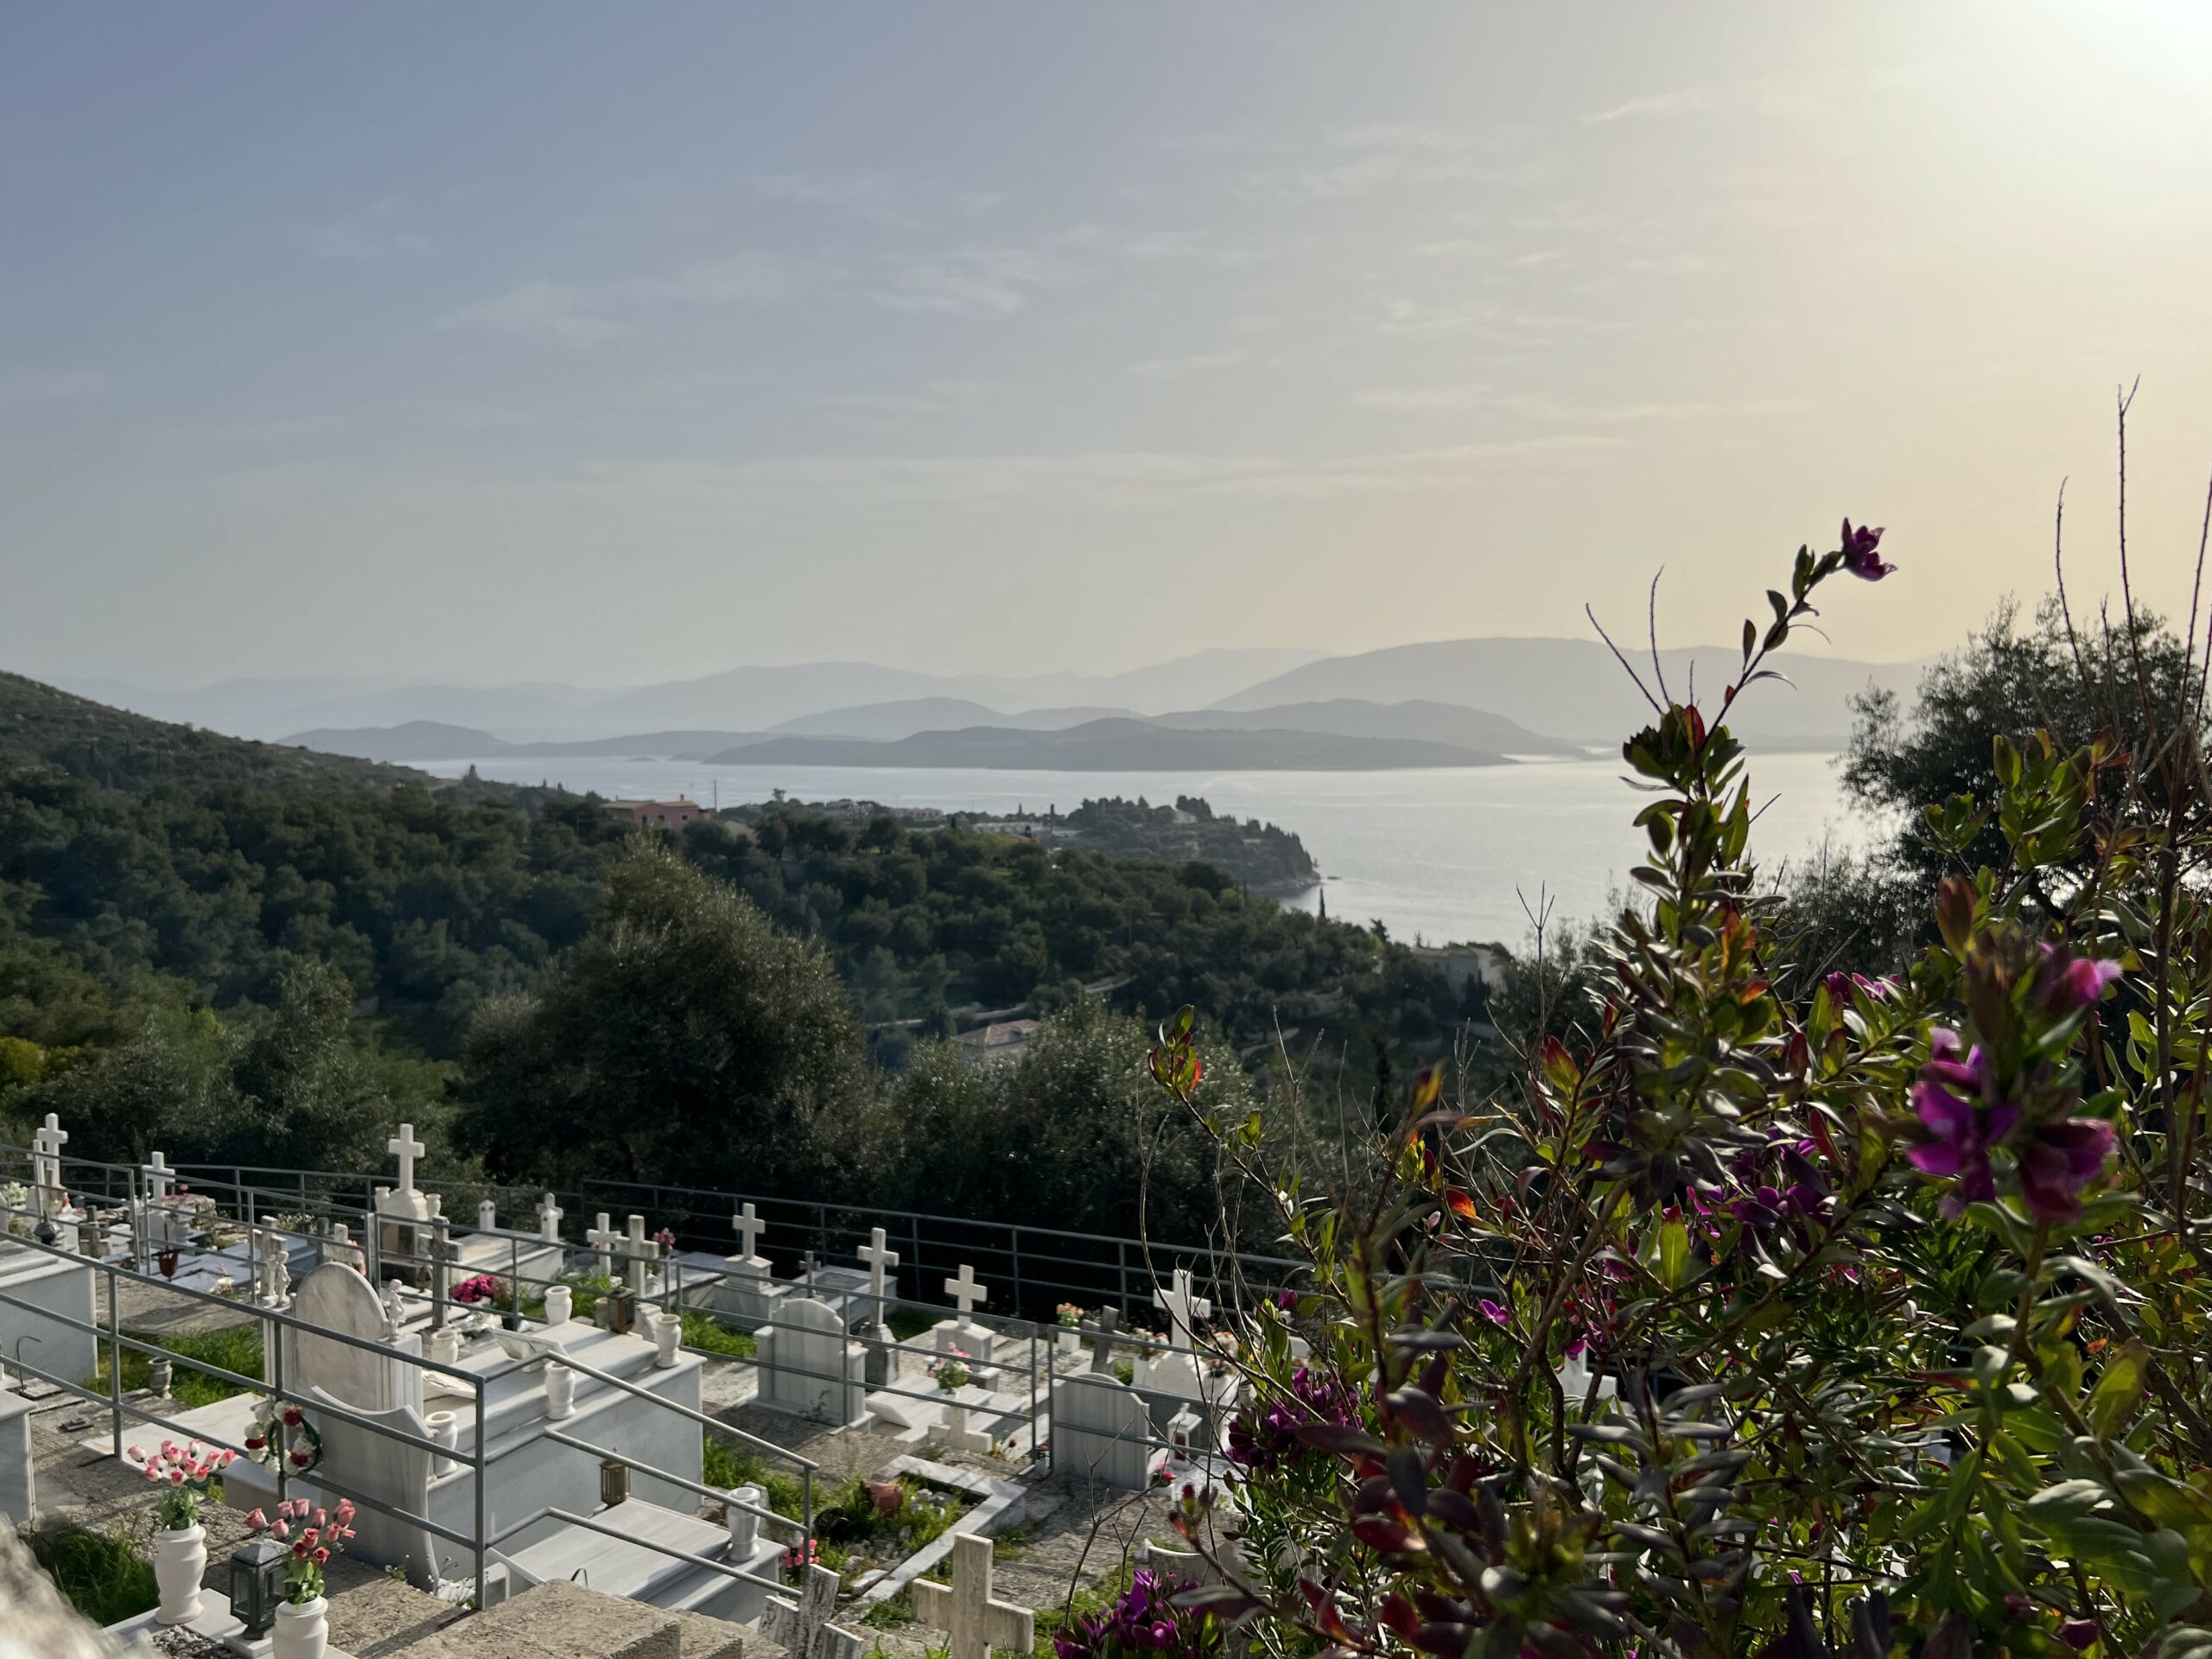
left=271, top=1593, right=329, bottom=1659
left=543, top=1361, right=575, bottom=1420
left=543, top=1284, right=572, bottom=1326
left=652, top=1311, right=683, bottom=1368
left=427, top=1408, right=459, bottom=1476
left=152, top=1523, right=206, bottom=1624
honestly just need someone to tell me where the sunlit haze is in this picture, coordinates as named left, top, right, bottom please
left=7, top=3, right=2212, bottom=689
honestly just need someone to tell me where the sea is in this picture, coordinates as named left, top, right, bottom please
left=418, top=751, right=1881, bottom=951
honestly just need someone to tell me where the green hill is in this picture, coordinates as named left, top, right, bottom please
left=0, top=670, right=431, bottom=794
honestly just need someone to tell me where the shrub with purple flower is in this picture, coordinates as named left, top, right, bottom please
left=1224, top=1364, right=1359, bottom=1471
left=1053, top=1571, right=1221, bottom=1659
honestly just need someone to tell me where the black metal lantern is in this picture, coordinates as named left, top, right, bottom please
left=229, top=1537, right=289, bottom=1637
left=599, top=1455, right=630, bottom=1509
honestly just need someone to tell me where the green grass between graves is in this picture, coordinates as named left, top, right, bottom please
left=32, top=1524, right=160, bottom=1626
left=86, top=1324, right=264, bottom=1409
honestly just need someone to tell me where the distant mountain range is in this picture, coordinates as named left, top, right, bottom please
left=1217, top=639, right=1917, bottom=747
left=68, top=634, right=1923, bottom=770
left=65, top=645, right=1325, bottom=741
left=286, top=696, right=1575, bottom=771
left=705, top=719, right=1513, bottom=772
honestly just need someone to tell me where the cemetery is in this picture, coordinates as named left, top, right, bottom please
left=0, top=1112, right=1271, bottom=1658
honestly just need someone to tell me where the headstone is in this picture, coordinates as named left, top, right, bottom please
left=935, top=1264, right=996, bottom=1367
left=1135, top=1269, right=1214, bottom=1402
left=855, top=1227, right=899, bottom=1388
left=587, top=1213, right=620, bottom=1279
left=29, top=1115, right=67, bottom=1217
left=321, top=1222, right=363, bottom=1273
left=1152, top=1268, right=1212, bottom=1352
left=536, top=1192, right=563, bottom=1243
left=756, top=1296, right=869, bottom=1425
left=1051, top=1372, right=1159, bottom=1491
left=762, top=1563, right=867, bottom=1659
left=477, top=1198, right=499, bottom=1232
left=290, top=1263, right=417, bottom=1417
left=387, top=1122, right=426, bottom=1194
left=721, top=1204, right=780, bottom=1330
left=1087, top=1308, right=1122, bottom=1376
left=623, top=1215, right=658, bottom=1300
left=912, top=1534, right=1034, bottom=1659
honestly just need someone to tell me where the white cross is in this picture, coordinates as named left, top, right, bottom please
left=1153, top=1268, right=1212, bottom=1353
left=763, top=1562, right=867, bottom=1659
left=537, top=1192, right=563, bottom=1243
left=856, top=1227, right=899, bottom=1310
left=912, top=1533, right=1034, bottom=1659
left=386, top=1122, right=425, bottom=1193
left=731, top=1203, right=766, bottom=1260
left=31, top=1114, right=67, bottom=1196
left=587, top=1213, right=620, bottom=1277
left=625, top=1214, right=658, bottom=1298
left=143, top=1152, right=174, bottom=1204
left=944, top=1263, right=988, bottom=1317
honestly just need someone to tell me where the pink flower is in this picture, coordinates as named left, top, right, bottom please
left=313, top=1547, right=330, bottom=1564
left=1478, top=1299, right=1510, bottom=1327
left=1905, top=1031, right=2013, bottom=1215
left=245, top=1509, right=268, bottom=1530
left=1839, top=518, right=1894, bottom=581
left=272, top=1521, right=289, bottom=1540
left=2035, top=947, right=2122, bottom=1014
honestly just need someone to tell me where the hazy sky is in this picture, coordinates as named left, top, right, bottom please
left=7, top=4, right=2212, bottom=690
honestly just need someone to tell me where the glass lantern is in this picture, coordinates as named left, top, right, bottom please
left=228, top=1536, right=289, bottom=1637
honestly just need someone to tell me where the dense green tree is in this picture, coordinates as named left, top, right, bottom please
left=886, top=998, right=1250, bottom=1245
left=453, top=842, right=881, bottom=1198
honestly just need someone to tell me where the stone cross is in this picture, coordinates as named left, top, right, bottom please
left=732, top=1203, right=766, bottom=1260
left=856, top=1227, right=899, bottom=1314
left=31, top=1114, right=68, bottom=1209
left=586, top=1212, right=619, bottom=1276
left=143, top=1151, right=174, bottom=1204
left=254, top=1220, right=288, bottom=1306
left=799, top=1250, right=818, bottom=1295
left=1087, top=1307, right=1122, bottom=1375
left=537, top=1192, right=563, bottom=1243
left=477, top=1198, right=499, bottom=1232
left=386, top=1122, right=425, bottom=1193
left=912, top=1533, right=1034, bottom=1659
left=624, top=1215, right=658, bottom=1299
left=944, top=1263, right=987, bottom=1317
left=1153, top=1269, right=1212, bottom=1353
left=762, top=1562, right=867, bottom=1659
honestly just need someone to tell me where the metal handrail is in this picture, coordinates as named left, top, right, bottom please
left=540, top=1429, right=793, bottom=1532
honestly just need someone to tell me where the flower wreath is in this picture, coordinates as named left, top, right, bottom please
left=244, top=1396, right=323, bottom=1476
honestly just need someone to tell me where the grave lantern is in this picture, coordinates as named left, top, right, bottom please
left=229, top=1536, right=288, bottom=1637
left=600, top=1455, right=630, bottom=1508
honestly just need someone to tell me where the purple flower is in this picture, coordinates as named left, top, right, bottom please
left=1905, top=1030, right=2015, bottom=1216
left=2017, top=1118, right=2115, bottom=1223
left=1225, top=1365, right=1358, bottom=1471
left=2034, top=947, right=2122, bottom=1014
left=1840, top=518, right=1895, bottom=581
left=1478, top=1299, right=1510, bottom=1327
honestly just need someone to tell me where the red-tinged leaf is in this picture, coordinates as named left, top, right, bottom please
left=1379, top=1593, right=1421, bottom=1642
left=1444, top=1187, right=1478, bottom=1224
left=1351, top=1514, right=1422, bottom=1554
left=1294, top=1421, right=1386, bottom=1458
left=1538, top=1037, right=1581, bottom=1095
left=1414, top=1624, right=1477, bottom=1656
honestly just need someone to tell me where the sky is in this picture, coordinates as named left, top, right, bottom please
left=6, top=3, right=2212, bottom=690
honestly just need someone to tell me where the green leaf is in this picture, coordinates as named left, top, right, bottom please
left=2085, top=1340, right=2148, bottom=1439
left=1658, top=1220, right=1690, bottom=1290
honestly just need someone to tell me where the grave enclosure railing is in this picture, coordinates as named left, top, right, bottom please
left=0, top=1147, right=820, bottom=1574
left=38, top=1152, right=1308, bottom=1325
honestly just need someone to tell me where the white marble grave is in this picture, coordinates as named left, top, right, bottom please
left=1049, top=1372, right=1160, bottom=1491
left=755, top=1295, right=868, bottom=1425
left=912, top=1533, right=1033, bottom=1659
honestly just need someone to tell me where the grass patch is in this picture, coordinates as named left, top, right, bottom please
left=680, top=1310, right=757, bottom=1358
left=887, top=1306, right=939, bottom=1343
left=32, top=1525, right=159, bottom=1627
left=861, top=1591, right=912, bottom=1629
left=702, top=1439, right=809, bottom=1523
left=90, top=1325, right=264, bottom=1408
left=810, top=1473, right=971, bottom=1578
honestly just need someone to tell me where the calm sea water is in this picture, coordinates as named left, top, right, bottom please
left=422, top=752, right=1876, bottom=950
